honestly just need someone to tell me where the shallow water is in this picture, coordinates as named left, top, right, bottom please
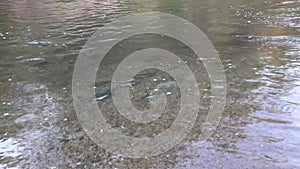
left=0, top=0, right=300, bottom=168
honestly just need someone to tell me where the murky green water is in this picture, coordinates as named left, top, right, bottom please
left=0, top=0, right=300, bottom=168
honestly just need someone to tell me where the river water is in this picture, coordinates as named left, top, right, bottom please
left=0, top=0, right=300, bottom=168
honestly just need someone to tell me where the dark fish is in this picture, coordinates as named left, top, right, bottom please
left=95, top=89, right=111, bottom=101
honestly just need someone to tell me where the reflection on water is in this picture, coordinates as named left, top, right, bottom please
left=0, top=0, right=300, bottom=168
left=0, top=138, right=23, bottom=167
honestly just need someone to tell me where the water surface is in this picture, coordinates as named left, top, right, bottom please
left=0, top=0, right=300, bottom=168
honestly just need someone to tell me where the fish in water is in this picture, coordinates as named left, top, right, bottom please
left=95, top=88, right=151, bottom=102
left=95, top=89, right=111, bottom=101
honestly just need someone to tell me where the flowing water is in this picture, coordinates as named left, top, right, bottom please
left=0, top=0, right=300, bottom=168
